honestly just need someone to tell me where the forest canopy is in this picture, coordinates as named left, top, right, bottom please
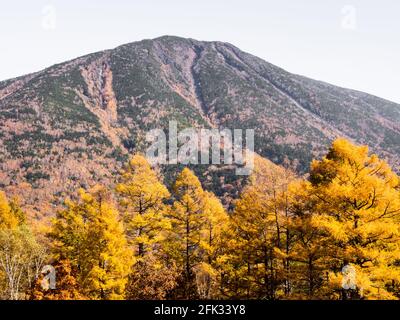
left=1, top=138, right=400, bottom=300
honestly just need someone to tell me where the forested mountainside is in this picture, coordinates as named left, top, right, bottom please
left=1, top=36, right=399, bottom=217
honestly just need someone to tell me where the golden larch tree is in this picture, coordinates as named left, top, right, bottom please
left=52, top=186, right=133, bottom=300
left=167, top=168, right=209, bottom=299
left=290, top=138, right=400, bottom=299
left=115, top=155, right=177, bottom=300
left=221, top=156, right=296, bottom=299
left=116, top=155, right=171, bottom=258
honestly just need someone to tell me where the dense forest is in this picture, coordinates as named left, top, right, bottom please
left=1, top=138, right=400, bottom=300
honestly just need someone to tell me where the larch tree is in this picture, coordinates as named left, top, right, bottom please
left=51, top=186, right=133, bottom=300
left=115, top=155, right=177, bottom=300
left=290, top=138, right=400, bottom=299
left=125, top=252, right=178, bottom=300
left=221, top=157, right=296, bottom=299
left=167, top=168, right=208, bottom=299
left=0, top=191, right=18, bottom=229
left=115, top=154, right=171, bottom=259
left=195, top=191, right=228, bottom=299
left=285, top=180, right=333, bottom=299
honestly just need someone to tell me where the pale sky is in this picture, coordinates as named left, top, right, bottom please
left=1, top=0, right=399, bottom=103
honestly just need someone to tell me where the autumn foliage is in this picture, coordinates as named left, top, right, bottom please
left=1, top=139, right=400, bottom=300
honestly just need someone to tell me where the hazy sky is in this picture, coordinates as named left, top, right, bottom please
left=1, top=0, right=399, bottom=103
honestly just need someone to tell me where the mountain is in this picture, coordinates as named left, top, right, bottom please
left=1, top=35, right=400, bottom=217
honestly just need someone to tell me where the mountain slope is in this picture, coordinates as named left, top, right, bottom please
left=1, top=36, right=399, bottom=216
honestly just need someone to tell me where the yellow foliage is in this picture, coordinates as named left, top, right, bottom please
left=116, top=155, right=170, bottom=258
left=291, top=138, right=400, bottom=299
left=0, top=191, right=19, bottom=229
left=52, top=186, right=133, bottom=300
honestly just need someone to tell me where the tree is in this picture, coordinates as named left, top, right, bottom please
left=126, top=253, right=178, bottom=300
left=285, top=180, right=333, bottom=299
left=192, top=191, right=228, bottom=299
left=166, top=168, right=208, bottom=298
left=289, top=138, right=400, bottom=299
left=116, top=155, right=170, bottom=258
left=0, top=191, right=18, bottom=229
left=30, top=259, right=85, bottom=300
left=115, top=155, right=178, bottom=299
left=0, top=193, right=46, bottom=300
left=220, top=157, right=296, bottom=299
left=51, top=185, right=133, bottom=300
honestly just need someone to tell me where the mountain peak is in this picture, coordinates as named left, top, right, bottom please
left=1, top=37, right=400, bottom=217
